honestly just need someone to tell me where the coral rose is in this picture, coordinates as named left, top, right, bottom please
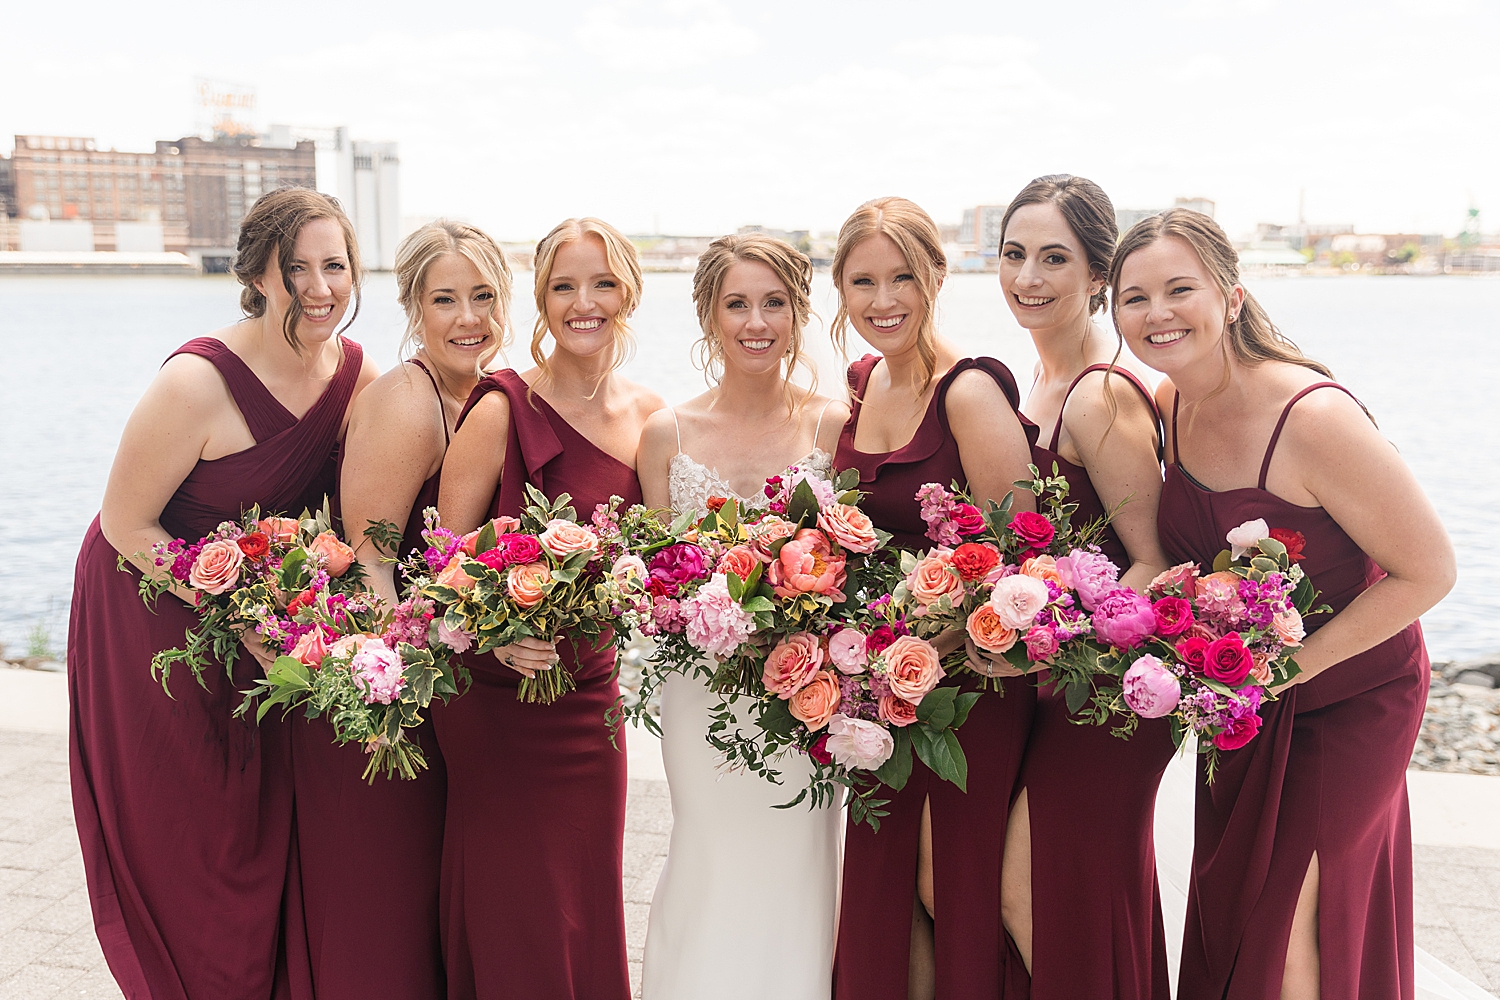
left=257, top=517, right=300, bottom=543
left=789, top=670, right=842, bottom=730
left=290, top=627, right=330, bottom=668
left=1020, top=555, right=1063, bottom=585
left=310, top=531, right=355, bottom=577
left=827, top=628, right=868, bottom=674
left=506, top=562, right=551, bottom=608
left=824, top=714, right=895, bottom=770
left=767, top=529, right=847, bottom=601
left=189, top=539, right=244, bottom=595
left=434, top=554, right=476, bottom=592
left=748, top=516, right=798, bottom=563
left=966, top=604, right=1018, bottom=654
left=539, top=519, right=600, bottom=559
left=716, top=545, right=758, bottom=582
left=1148, top=562, right=1200, bottom=599
left=877, top=694, right=919, bottom=727
left=882, top=636, right=945, bottom=703
left=763, top=633, right=824, bottom=698
left=951, top=542, right=1001, bottom=583
left=817, top=503, right=879, bottom=554
left=906, top=549, right=964, bottom=611
left=989, top=574, right=1051, bottom=631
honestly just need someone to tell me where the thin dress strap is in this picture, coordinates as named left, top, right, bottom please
left=670, top=408, right=682, bottom=456
left=405, top=358, right=450, bottom=445
left=812, top=398, right=836, bottom=443
left=1047, top=363, right=1158, bottom=452
left=1169, top=391, right=1181, bottom=464
left=1258, top=382, right=1357, bottom=490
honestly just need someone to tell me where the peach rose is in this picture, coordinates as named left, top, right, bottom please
left=1271, top=606, right=1306, bottom=646
left=716, top=545, right=758, bottom=581
left=1148, top=562, right=1200, bottom=599
left=539, top=519, right=599, bottom=559
left=748, top=516, right=798, bottom=563
left=610, top=554, right=647, bottom=584
left=189, top=538, right=244, bottom=595
left=906, top=549, right=964, bottom=611
left=309, top=531, right=355, bottom=577
left=788, top=670, right=842, bottom=731
left=256, top=517, right=300, bottom=543
left=882, top=635, right=945, bottom=704
left=989, top=574, right=1051, bottom=631
left=877, top=693, right=919, bottom=728
left=816, top=503, right=879, bottom=554
left=506, top=562, right=551, bottom=608
left=762, top=632, right=824, bottom=699
left=1249, top=652, right=1273, bottom=685
left=1020, top=554, right=1062, bottom=586
left=290, top=627, right=330, bottom=668
left=434, top=554, right=476, bottom=592
left=767, top=529, right=847, bottom=601
left=966, top=604, right=1019, bottom=654
left=461, top=516, right=523, bottom=555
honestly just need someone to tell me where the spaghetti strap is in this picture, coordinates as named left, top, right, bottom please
left=1258, top=381, right=1356, bottom=490
left=670, top=407, right=682, bottom=456
left=1047, top=363, right=1159, bottom=452
left=812, top=398, right=836, bottom=443
left=405, top=358, right=450, bottom=445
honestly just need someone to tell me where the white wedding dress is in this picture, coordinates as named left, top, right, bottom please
left=640, top=413, right=842, bottom=1000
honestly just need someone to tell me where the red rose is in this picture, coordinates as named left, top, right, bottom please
left=706, top=496, right=727, bottom=513
left=1268, top=528, right=1306, bottom=563
left=950, top=504, right=986, bottom=537
left=236, top=532, right=270, bottom=560
left=285, top=588, right=317, bottom=616
left=1175, top=635, right=1210, bottom=673
left=1213, top=711, right=1262, bottom=751
left=951, top=542, right=1001, bottom=582
left=1203, top=635, right=1253, bottom=686
left=1152, top=596, right=1195, bottom=637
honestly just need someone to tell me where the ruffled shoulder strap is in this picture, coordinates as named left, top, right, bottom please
left=937, top=356, right=1039, bottom=449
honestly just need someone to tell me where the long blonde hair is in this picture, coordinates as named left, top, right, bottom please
left=531, top=218, right=642, bottom=391
left=691, top=233, right=817, bottom=411
left=393, top=220, right=513, bottom=371
left=831, top=196, right=947, bottom=392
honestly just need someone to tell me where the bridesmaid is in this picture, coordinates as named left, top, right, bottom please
left=829, top=196, right=1038, bottom=1000
left=636, top=233, right=847, bottom=1000
left=1114, top=208, right=1453, bottom=999
left=291, top=221, right=514, bottom=999
left=69, top=187, right=377, bottom=998
left=990, top=175, right=1176, bottom=998
left=434, top=217, right=665, bottom=1000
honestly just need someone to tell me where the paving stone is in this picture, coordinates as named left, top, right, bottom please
left=1416, top=924, right=1490, bottom=985
left=35, top=926, right=109, bottom=971
left=26, top=891, right=94, bottom=936
left=0, top=962, right=84, bottom=1000
left=0, top=928, right=68, bottom=978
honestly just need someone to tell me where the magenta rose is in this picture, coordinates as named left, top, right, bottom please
left=1203, top=635, right=1253, bottom=686
left=1009, top=511, right=1056, bottom=551
left=1090, top=588, right=1157, bottom=649
left=500, top=533, right=543, bottom=566
left=1213, top=711, right=1262, bottom=751
left=949, top=503, right=986, bottom=537
left=865, top=625, right=899, bottom=656
left=649, top=543, right=708, bottom=595
left=1152, top=596, right=1195, bottom=638
left=1023, top=625, right=1059, bottom=661
left=1175, top=635, right=1211, bottom=673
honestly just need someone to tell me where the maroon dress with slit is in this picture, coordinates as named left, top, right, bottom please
left=1016, top=364, right=1174, bottom=999
left=1160, top=383, right=1428, bottom=999
left=431, top=369, right=636, bottom=1000
left=68, top=335, right=362, bottom=1000
left=289, top=357, right=447, bottom=1000
left=832, top=355, right=1038, bottom=1000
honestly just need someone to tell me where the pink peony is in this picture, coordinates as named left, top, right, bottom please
left=789, top=670, right=842, bottom=730
left=189, top=538, right=245, bottom=595
left=882, top=636, right=945, bottom=704
left=351, top=638, right=406, bottom=705
left=767, top=529, right=847, bottom=601
left=1024, top=625, right=1059, bottom=661
left=827, top=628, right=869, bottom=674
left=682, top=574, right=756, bottom=659
left=649, top=544, right=708, bottom=593
left=763, top=633, right=824, bottom=698
left=989, top=574, right=1051, bottom=631
left=1091, top=587, right=1158, bottom=649
left=824, top=714, right=895, bottom=770
left=1055, top=547, right=1120, bottom=612
left=1226, top=518, right=1269, bottom=561
left=877, top=694, right=919, bottom=727
left=539, top=519, right=599, bottom=559
left=1122, top=654, right=1181, bottom=719
left=817, top=504, right=879, bottom=554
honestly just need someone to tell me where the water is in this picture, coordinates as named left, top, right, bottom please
left=1, top=273, right=1495, bottom=663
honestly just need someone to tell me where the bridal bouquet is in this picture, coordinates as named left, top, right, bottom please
left=1076, top=518, right=1324, bottom=778
left=407, top=486, right=636, bottom=703
left=134, top=500, right=369, bottom=692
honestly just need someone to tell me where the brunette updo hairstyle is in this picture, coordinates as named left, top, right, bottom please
left=831, top=196, right=948, bottom=391
left=1000, top=174, right=1117, bottom=315
left=691, top=233, right=817, bottom=407
left=232, top=186, right=363, bottom=351
left=530, top=217, right=642, bottom=389
left=394, top=220, right=513, bottom=367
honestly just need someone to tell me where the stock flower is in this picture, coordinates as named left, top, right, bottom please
left=1226, top=518, right=1269, bottom=561
left=768, top=529, right=847, bottom=601
left=763, top=633, right=824, bottom=698
left=951, top=542, right=1001, bottom=583
left=966, top=604, right=1018, bottom=654
left=828, top=628, right=869, bottom=674
left=506, top=562, right=552, bottom=609
left=824, top=714, right=895, bottom=770
left=539, top=519, right=600, bottom=559
left=1009, top=511, right=1056, bottom=551
left=257, top=517, right=300, bottom=543
left=882, top=636, right=945, bottom=703
left=236, top=532, right=270, bottom=560
left=877, top=694, right=919, bottom=728
left=310, top=531, right=355, bottom=577
left=351, top=638, right=405, bottom=705
left=1269, top=527, right=1306, bottom=563
left=1091, top=588, right=1158, bottom=649
left=649, top=544, right=708, bottom=595
left=989, top=574, right=1051, bottom=631
left=1024, top=625, right=1059, bottom=661
left=189, top=539, right=244, bottom=595
left=682, top=574, right=756, bottom=659
left=1056, top=548, right=1120, bottom=612
left=1152, top=596, right=1195, bottom=637
left=817, top=503, right=880, bottom=554
left=1122, top=654, right=1181, bottom=719
left=1197, top=572, right=1247, bottom=623
left=1203, top=635, right=1254, bottom=686
left=1148, top=562, right=1201, bottom=599
left=907, top=550, right=964, bottom=611
left=789, top=670, right=842, bottom=730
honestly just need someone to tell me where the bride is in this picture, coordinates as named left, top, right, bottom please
left=635, top=233, right=848, bottom=999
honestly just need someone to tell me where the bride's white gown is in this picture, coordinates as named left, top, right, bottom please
left=640, top=444, right=842, bottom=1000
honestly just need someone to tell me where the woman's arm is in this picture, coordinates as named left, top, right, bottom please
left=813, top=398, right=852, bottom=458
left=1064, top=371, right=1170, bottom=592
left=1276, top=389, right=1455, bottom=685
left=635, top=408, right=678, bottom=513
left=944, top=369, right=1036, bottom=514
left=340, top=371, right=445, bottom=605
left=437, top=390, right=509, bottom=535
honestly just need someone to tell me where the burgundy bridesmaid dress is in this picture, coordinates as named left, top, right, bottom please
left=832, top=355, right=1038, bottom=1000
left=431, top=369, right=637, bottom=1000
left=1016, top=364, right=1174, bottom=999
left=68, top=335, right=362, bottom=1000
left=1160, top=383, right=1429, bottom=999
left=289, top=357, right=448, bottom=1000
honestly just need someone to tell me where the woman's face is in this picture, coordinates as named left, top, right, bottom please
left=998, top=202, right=1100, bottom=333
left=420, top=253, right=501, bottom=375
left=256, top=217, right=353, bottom=347
left=543, top=235, right=627, bottom=361
left=714, top=260, right=794, bottom=379
left=840, top=233, right=927, bottom=357
left=1115, top=235, right=1240, bottom=377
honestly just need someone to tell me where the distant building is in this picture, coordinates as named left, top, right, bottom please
left=958, top=205, right=1007, bottom=255
left=1117, top=197, right=1217, bottom=237
left=1174, top=196, right=1215, bottom=218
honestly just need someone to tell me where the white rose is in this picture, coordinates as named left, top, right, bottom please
left=824, top=714, right=895, bottom=771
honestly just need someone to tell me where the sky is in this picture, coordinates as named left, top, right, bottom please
left=4, top=0, right=1495, bottom=241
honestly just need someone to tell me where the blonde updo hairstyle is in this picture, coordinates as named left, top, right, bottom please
left=232, top=186, right=363, bottom=352
left=394, top=220, right=513, bottom=372
left=831, top=196, right=948, bottom=392
left=691, top=233, right=818, bottom=409
left=531, top=218, right=642, bottom=388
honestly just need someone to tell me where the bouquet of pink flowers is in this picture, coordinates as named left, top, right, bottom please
left=134, top=500, right=368, bottom=692
left=1076, top=518, right=1323, bottom=778
left=406, top=485, right=636, bottom=704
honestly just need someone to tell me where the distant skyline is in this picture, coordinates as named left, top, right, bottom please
left=4, top=0, right=1494, bottom=242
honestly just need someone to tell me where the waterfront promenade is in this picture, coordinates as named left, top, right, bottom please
left=2, top=666, right=1498, bottom=999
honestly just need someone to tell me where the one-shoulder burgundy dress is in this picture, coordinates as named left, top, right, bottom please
left=832, top=355, right=1038, bottom=999
left=431, top=369, right=637, bottom=1000
left=1016, top=364, right=1175, bottom=999
left=68, top=335, right=362, bottom=1000
left=1160, top=383, right=1429, bottom=999
left=289, top=357, right=449, bottom=999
